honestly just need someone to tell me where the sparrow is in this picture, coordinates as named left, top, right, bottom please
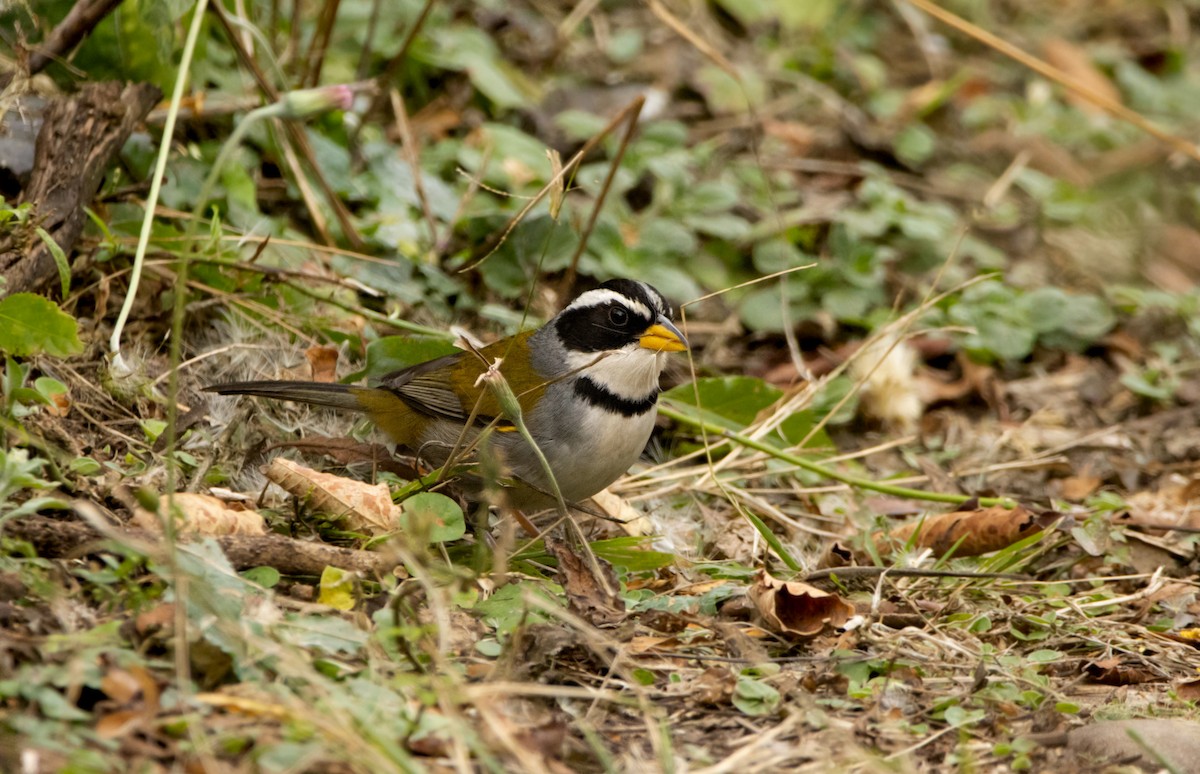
left=205, top=279, right=688, bottom=506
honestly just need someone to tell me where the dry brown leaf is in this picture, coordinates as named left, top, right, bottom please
left=96, top=665, right=160, bottom=740
left=1176, top=678, right=1200, bottom=701
left=763, top=119, right=815, bottom=154
left=305, top=345, right=340, bottom=382
left=134, top=602, right=175, bottom=637
left=265, top=457, right=399, bottom=535
left=194, top=691, right=293, bottom=720
left=1041, top=37, right=1121, bottom=117
left=1083, top=657, right=1159, bottom=686
left=45, top=390, right=71, bottom=417
left=545, top=534, right=624, bottom=626
left=691, top=666, right=737, bottom=705
left=750, top=570, right=854, bottom=639
left=1060, top=473, right=1102, bottom=501
left=95, top=709, right=146, bottom=740
left=881, top=505, right=1055, bottom=559
left=132, top=492, right=266, bottom=536
left=590, top=488, right=649, bottom=536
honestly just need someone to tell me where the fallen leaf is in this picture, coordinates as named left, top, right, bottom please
left=591, top=488, right=649, bottom=536
left=1082, top=657, right=1159, bottom=686
left=305, top=345, right=340, bottom=383
left=749, top=570, right=854, bottom=639
left=882, top=504, right=1057, bottom=559
left=194, top=690, right=293, bottom=720
left=545, top=534, right=624, bottom=626
left=274, top=436, right=424, bottom=478
left=1060, top=473, right=1102, bottom=501
left=1176, top=678, right=1200, bottom=701
left=691, top=666, right=737, bottom=705
left=132, top=492, right=266, bottom=536
left=318, top=566, right=357, bottom=610
left=266, top=457, right=399, bottom=535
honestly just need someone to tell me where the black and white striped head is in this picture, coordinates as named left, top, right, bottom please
left=553, top=279, right=686, bottom=356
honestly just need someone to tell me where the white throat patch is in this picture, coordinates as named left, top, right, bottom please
left=561, top=345, right=664, bottom=400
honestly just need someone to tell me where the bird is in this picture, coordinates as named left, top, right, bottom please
left=205, top=279, right=688, bottom=508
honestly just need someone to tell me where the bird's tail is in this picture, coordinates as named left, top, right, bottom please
left=204, top=381, right=365, bottom=412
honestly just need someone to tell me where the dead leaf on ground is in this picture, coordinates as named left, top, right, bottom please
left=1060, top=472, right=1102, bottom=501
left=691, top=666, right=737, bottom=705
left=881, top=504, right=1057, bottom=559
left=545, top=534, right=624, bottom=626
left=1082, top=657, right=1160, bottom=686
left=590, top=488, right=650, bottom=536
left=305, top=345, right=340, bottom=382
left=265, top=457, right=399, bottom=535
left=749, top=570, right=854, bottom=639
left=1176, top=678, right=1200, bottom=701
left=96, top=665, right=161, bottom=740
left=132, top=492, right=266, bottom=536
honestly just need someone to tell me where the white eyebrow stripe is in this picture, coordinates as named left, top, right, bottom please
left=633, top=281, right=668, bottom=316
left=564, top=289, right=653, bottom=320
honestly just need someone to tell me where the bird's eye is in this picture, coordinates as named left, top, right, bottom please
left=608, top=306, right=629, bottom=326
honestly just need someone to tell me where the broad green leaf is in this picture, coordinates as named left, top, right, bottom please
left=475, top=582, right=556, bottom=635
left=354, top=336, right=461, bottom=383
left=732, top=676, right=780, bottom=716
left=398, top=492, right=465, bottom=543
left=663, top=376, right=783, bottom=428
left=278, top=613, right=368, bottom=654
left=591, top=536, right=675, bottom=572
left=241, top=566, right=281, bottom=589
left=0, top=294, right=84, bottom=358
left=69, top=457, right=103, bottom=476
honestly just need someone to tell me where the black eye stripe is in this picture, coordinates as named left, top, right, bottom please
left=555, top=281, right=677, bottom=353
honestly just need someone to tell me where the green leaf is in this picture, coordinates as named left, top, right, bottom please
left=732, top=675, right=780, bottom=716
left=943, top=705, right=985, bottom=727
left=591, top=536, right=676, bottom=572
left=353, top=336, right=461, bottom=383
left=663, top=376, right=782, bottom=428
left=69, top=457, right=103, bottom=476
left=398, top=492, right=465, bottom=543
left=894, top=123, right=936, bottom=166
left=241, top=566, right=281, bottom=589
left=0, top=293, right=84, bottom=358
left=278, top=613, right=368, bottom=654
left=476, top=582, right=555, bottom=635
left=34, top=227, right=70, bottom=299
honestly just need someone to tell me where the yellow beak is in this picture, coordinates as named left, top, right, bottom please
left=639, top=317, right=688, bottom=353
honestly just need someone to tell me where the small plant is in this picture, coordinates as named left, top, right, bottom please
left=0, top=447, right=68, bottom=524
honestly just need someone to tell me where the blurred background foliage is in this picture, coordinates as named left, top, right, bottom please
left=4, top=0, right=1200, bottom=386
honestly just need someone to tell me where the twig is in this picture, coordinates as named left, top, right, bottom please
left=24, top=0, right=124, bottom=75
left=560, top=95, right=644, bottom=293
left=904, top=0, right=1200, bottom=164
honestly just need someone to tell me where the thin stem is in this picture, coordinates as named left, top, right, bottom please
left=658, top=403, right=1016, bottom=508
left=109, top=0, right=210, bottom=363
